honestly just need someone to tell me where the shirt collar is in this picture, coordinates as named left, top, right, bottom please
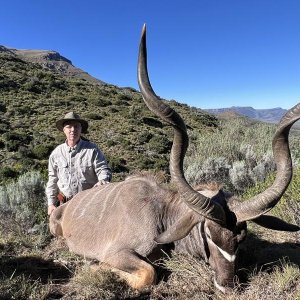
left=65, top=138, right=83, bottom=152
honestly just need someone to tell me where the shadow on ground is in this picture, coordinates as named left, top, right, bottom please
left=237, top=232, right=300, bottom=286
left=0, top=255, right=73, bottom=284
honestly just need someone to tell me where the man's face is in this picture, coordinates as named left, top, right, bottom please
left=63, top=121, right=82, bottom=145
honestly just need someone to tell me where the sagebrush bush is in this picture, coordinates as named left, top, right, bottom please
left=186, top=157, right=231, bottom=188
left=184, top=118, right=300, bottom=193
left=229, top=160, right=254, bottom=191
left=0, top=170, right=47, bottom=232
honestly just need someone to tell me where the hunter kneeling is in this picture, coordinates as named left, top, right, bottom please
left=46, top=111, right=112, bottom=215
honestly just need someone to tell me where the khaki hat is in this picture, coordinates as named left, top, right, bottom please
left=56, top=112, right=88, bottom=134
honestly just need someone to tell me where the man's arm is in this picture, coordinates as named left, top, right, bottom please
left=93, top=147, right=112, bottom=184
left=46, top=155, right=59, bottom=214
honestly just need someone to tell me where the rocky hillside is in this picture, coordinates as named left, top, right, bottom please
left=204, top=106, right=287, bottom=123
left=3, top=46, right=104, bottom=84
left=0, top=45, right=218, bottom=183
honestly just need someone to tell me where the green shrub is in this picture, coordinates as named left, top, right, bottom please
left=148, top=135, right=171, bottom=154
left=0, top=121, right=9, bottom=133
left=106, top=139, right=118, bottom=147
left=142, top=117, right=163, bottom=128
left=0, top=102, right=6, bottom=112
left=85, top=113, right=102, bottom=120
left=31, top=144, right=54, bottom=159
left=23, top=79, right=42, bottom=94
left=89, top=98, right=111, bottom=107
left=97, top=89, right=109, bottom=97
left=0, top=75, right=18, bottom=90
left=14, top=157, right=39, bottom=174
left=4, top=131, right=33, bottom=151
left=109, top=106, right=119, bottom=113
left=48, top=79, right=66, bottom=90
left=135, top=157, right=155, bottom=169
left=138, top=131, right=153, bottom=144
left=0, top=166, right=18, bottom=181
left=14, top=104, right=35, bottom=115
left=67, top=95, right=87, bottom=102
left=153, top=158, right=169, bottom=171
left=128, top=105, right=143, bottom=119
left=242, top=167, right=300, bottom=224
left=117, top=94, right=132, bottom=101
left=107, top=157, right=128, bottom=173
left=5, top=139, right=20, bottom=151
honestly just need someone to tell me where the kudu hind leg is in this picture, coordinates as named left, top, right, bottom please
left=94, top=250, right=156, bottom=289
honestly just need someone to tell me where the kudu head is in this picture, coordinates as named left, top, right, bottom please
left=137, top=24, right=299, bottom=292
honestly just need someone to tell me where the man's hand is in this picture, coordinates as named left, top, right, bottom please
left=94, top=180, right=110, bottom=187
left=48, top=204, right=56, bottom=216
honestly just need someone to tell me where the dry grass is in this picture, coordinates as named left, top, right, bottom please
left=0, top=223, right=299, bottom=299
left=0, top=171, right=299, bottom=300
left=0, top=189, right=299, bottom=300
left=0, top=172, right=299, bottom=299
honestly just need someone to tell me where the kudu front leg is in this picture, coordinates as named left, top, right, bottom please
left=92, top=250, right=156, bottom=289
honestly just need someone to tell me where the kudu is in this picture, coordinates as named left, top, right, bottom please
left=50, top=25, right=300, bottom=292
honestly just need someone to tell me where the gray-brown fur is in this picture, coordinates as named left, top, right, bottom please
left=49, top=25, right=299, bottom=292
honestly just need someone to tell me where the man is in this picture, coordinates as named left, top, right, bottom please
left=46, top=112, right=112, bottom=215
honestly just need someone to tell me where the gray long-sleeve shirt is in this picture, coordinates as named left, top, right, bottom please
left=46, top=139, right=112, bottom=205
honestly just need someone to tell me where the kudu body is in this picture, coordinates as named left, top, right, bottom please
left=50, top=25, right=300, bottom=292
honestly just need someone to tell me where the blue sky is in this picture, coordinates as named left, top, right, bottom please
left=1, top=0, right=299, bottom=109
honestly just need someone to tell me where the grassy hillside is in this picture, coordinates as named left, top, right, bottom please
left=0, top=47, right=299, bottom=299
left=0, top=46, right=218, bottom=183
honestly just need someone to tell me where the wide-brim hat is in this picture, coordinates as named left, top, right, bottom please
left=56, top=112, right=89, bottom=134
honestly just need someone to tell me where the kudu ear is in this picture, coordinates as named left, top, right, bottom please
left=154, top=211, right=201, bottom=244
left=251, top=214, right=300, bottom=232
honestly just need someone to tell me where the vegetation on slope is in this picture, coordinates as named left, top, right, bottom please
left=0, top=46, right=217, bottom=183
left=0, top=46, right=299, bottom=299
left=185, top=117, right=300, bottom=192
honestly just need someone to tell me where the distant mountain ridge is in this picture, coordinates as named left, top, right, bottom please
left=0, top=45, right=104, bottom=85
left=204, top=106, right=287, bottom=123
left=0, top=45, right=287, bottom=125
